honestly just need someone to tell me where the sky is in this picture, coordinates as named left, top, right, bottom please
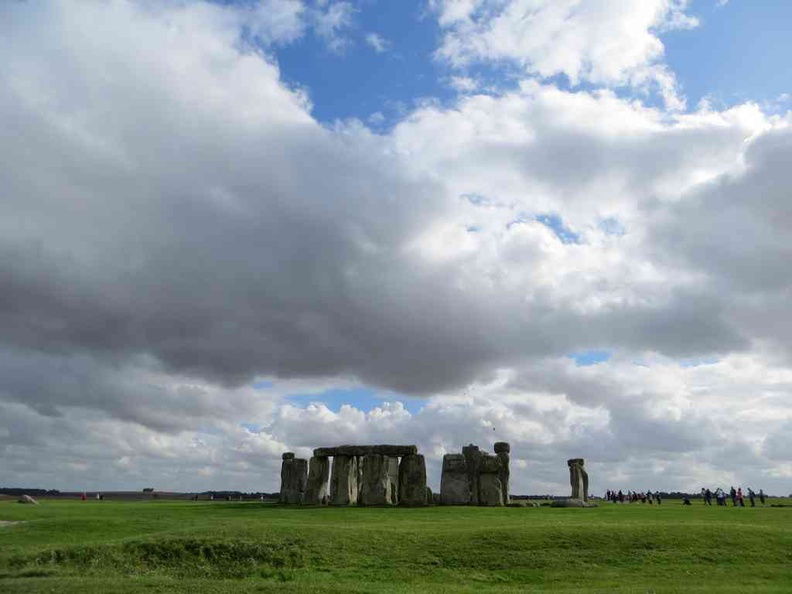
left=1, top=0, right=791, bottom=497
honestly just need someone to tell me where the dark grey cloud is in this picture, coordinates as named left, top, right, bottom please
left=651, top=127, right=792, bottom=359
left=0, top=2, right=763, bottom=408
left=654, top=129, right=792, bottom=291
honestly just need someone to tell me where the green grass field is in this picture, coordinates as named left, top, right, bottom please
left=1, top=498, right=791, bottom=593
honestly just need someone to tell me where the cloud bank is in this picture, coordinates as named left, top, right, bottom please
left=1, top=0, right=791, bottom=495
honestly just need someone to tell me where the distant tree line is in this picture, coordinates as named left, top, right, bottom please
left=1, top=488, right=62, bottom=496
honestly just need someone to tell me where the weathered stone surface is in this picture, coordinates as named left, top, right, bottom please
left=282, top=452, right=295, bottom=460
left=359, top=454, right=393, bottom=506
left=462, top=444, right=482, bottom=505
left=304, top=456, right=331, bottom=505
left=279, top=457, right=308, bottom=504
left=313, top=445, right=418, bottom=458
left=496, top=443, right=511, bottom=506
left=478, top=474, right=503, bottom=506
left=494, top=442, right=510, bottom=454
left=440, top=453, right=470, bottom=505
left=398, top=454, right=427, bottom=506
left=425, top=486, right=434, bottom=506
left=478, top=454, right=504, bottom=506
left=387, top=456, right=400, bottom=505
left=567, top=458, right=589, bottom=502
left=330, top=455, right=358, bottom=506
left=479, top=453, right=501, bottom=474
left=18, top=495, right=38, bottom=505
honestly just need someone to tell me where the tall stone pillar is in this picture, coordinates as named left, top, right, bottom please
left=494, top=442, right=511, bottom=506
left=330, top=455, right=358, bottom=505
left=462, top=444, right=482, bottom=505
left=398, top=454, right=427, bottom=506
left=567, top=458, right=588, bottom=501
left=358, top=454, right=393, bottom=506
left=582, top=464, right=589, bottom=502
left=304, top=456, right=330, bottom=505
left=440, top=453, right=470, bottom=505
left=387, top=456, right=400, bottom=505
left=279, top=453, right=308, bottom=504
left=478, top=453, right=503, bottom=506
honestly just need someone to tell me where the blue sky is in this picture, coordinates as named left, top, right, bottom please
left=665, top=1, right=792, bottom=110
left=269, top=0, right=792, bottom=125
left=285, top=387, right=427, bottom=414
left=277, top=0, right=451, bottom=125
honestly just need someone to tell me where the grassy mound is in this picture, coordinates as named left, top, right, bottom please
left=7, top=537, right=305, bottom=579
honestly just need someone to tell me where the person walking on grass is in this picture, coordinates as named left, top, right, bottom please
left=730, top=486, right=737, bottom=506
left=737, top=487, right=745, bottom=507
left=704, top=488, right=713, bottom=506
left=748, top=488, right=756, bottom=507
left=759, top=489, right=766, bottom=506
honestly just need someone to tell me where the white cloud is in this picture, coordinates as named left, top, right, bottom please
left=365, top=32, right=390, bottom=53
left=310, top=0, right=356, bottom=52
left=262, top=352, right=792, bottom=494
left=431, top=0, right=698, bottom=108
left=368, top=111, right=385, bottom=124
left=448, top=75, right=480, bottom=92
left=246, top=0, right=306, bottom=45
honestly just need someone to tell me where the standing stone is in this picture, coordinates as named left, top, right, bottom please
left=440, top=453, right=470, bottom=505
left=304, top=456, right=331, bottom=505
left=279, top=456, right=308, bottom=504
left=568, top=458, right=589, bottom=502
left=462, top=444, right=482, bottom=505
left=478, top=453, right=503, bottom=506
left=359, top=454, right=393, bottom=506
left=387, top=456, right=400, bottom=505
left=494, top=442, right=511, bottom=506
left=398, top=454, right=427, bottom=506
left=279, top=454, right=292, bottom=503
left=330, top=455, right=358, bottom=506
left=425, top=486, right=434, bottom=506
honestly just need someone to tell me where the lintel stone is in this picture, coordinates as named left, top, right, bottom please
left=313, top=445, right=418, bottom=457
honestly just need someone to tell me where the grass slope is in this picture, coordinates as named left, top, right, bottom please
left=1, top=499, right=791, bottom=593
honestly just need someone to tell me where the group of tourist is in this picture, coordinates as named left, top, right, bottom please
left=701, top=486, right=765, bottom=507
left=604, top=489, right=662, bottom=504
left=604, top=487, right=767, bottom=506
